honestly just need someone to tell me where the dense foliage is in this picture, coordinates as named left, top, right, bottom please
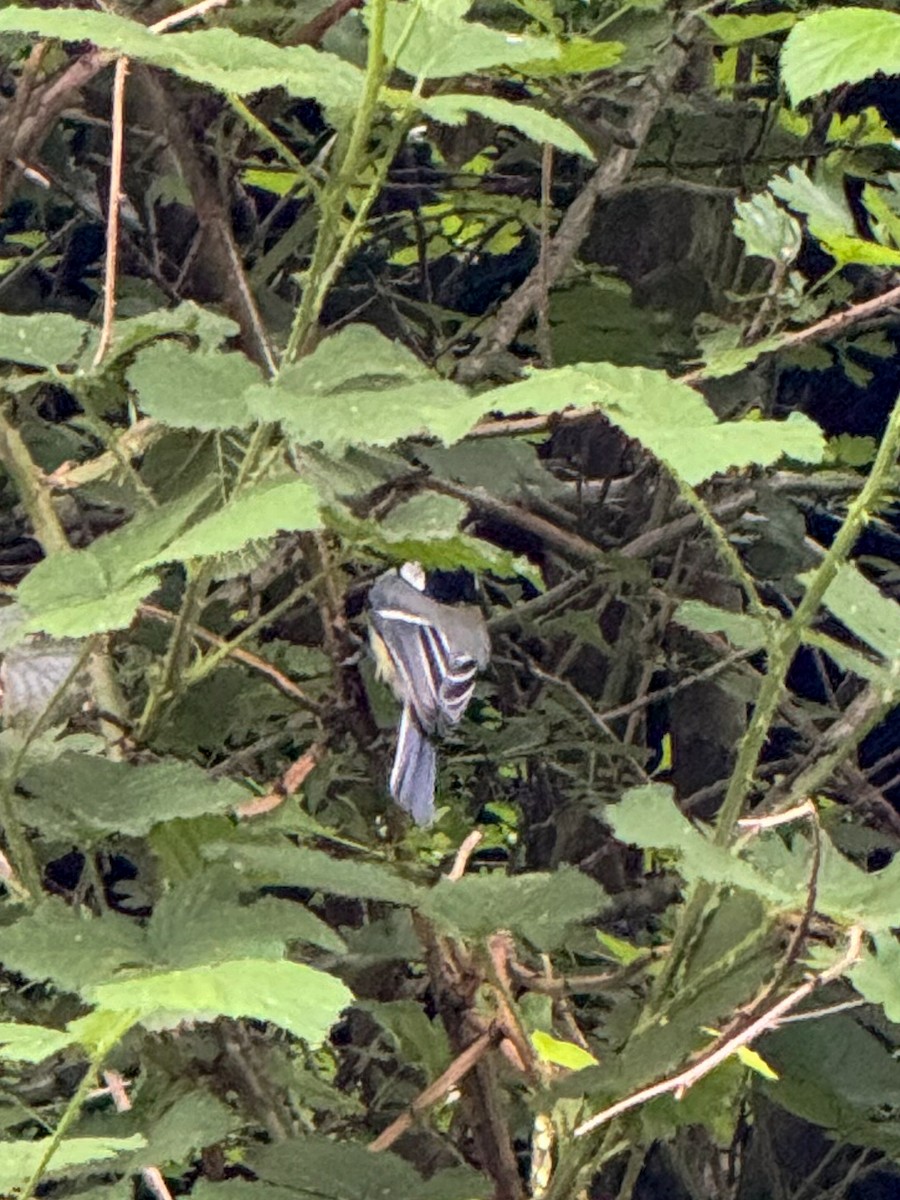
left=2, top=1, right=900, bottom=1198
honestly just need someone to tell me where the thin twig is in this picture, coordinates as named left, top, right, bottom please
left=574, top=928, right=863, bottom=1137
left=445, top=830, right=483, bottom=881
left=102, top=1071, right=175, bottom=1200
left=149, top=0, right=231, bottom=35
left=93, top=56, right=129, bottom=368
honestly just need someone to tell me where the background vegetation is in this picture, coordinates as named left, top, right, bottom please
left=2, top=1, right=900, bottom=1198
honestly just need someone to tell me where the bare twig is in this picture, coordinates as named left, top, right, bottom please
left=368, top=1027, right=497, bottom=1153
left=445, top=830, right=483, bottom=881
left=93, top=56, right=129, bottom=368
left=149, top=0, right=231, bottom=35
left=233, top=744, right=324, bottom=819
left=573, top=927, right=864, bottom=1137
left=102, top=1070, right=175, bottom=1200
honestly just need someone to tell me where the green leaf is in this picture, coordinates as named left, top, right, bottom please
left=0, top=311, right=89, bottom=369
left=850, top=935, right=900, bottom=1021
left=781, top=9, right=900, bottom=106
left=381, top=0, right=558, bottom=79
left=147, top=868, right=346, bottom=965
left=517, top=37, right=624, bottom=78
left=150, top=479, right=322, bottom=563
left=122, top=1091, right=238, bottom=1169
left=250, top=1134, right=490, bottom=1200
left=215, top=842, right=427, bottom=906
left=419, top=93, right=593, bottom=159
left=610, top=785, right=804, bottom=907
left=23, top=753, right=251, bottom=841
left=674, top=599, right=769, bottom=651
left=0, top=10, right=363, bottom=119
left=733, top=192, right=801, bottom=265
left=421, top=867, right=608, bottom=950
left=486, top=363, right=825, bottom=484
left=16, top=488, right=213, bottom=637
left=0, top=1136, right=146, bottom=1191
left=128, top=341, right=260, bottom=431
left=248, top=375, right=485, bottom=449
left=705, top=12, right=797, bottom=45
left=814, top=562, right=900, bottom=662
left=84, top=959, right=352, bottom=1043
left=0, top=900, right=146, bottom=992
left=0, top=1021, right=76, bottom=1063
left=531, top=1029, right=598, bottom=1070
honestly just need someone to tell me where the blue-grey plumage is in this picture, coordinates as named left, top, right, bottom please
left=369, top=562, right=490, bottom=823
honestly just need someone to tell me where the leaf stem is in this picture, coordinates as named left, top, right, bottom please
left=18, top=1011, right=137, bottom=1200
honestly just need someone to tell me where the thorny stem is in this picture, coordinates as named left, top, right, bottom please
left=652, top=386, right=900, bottom=1005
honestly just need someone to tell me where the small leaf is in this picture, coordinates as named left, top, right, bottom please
left=531, top=1029, right=598, bottom=1070
left=420, top=93, right=593, bottom=159
left=595, top=930, right=642, bottom=966
left=84, top=959, right=352, bottom=1044
left=517, top=37, right=623, bottom=77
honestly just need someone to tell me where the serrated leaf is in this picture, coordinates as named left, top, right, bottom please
left=128, top=341, right=260, bottom=431
left=124, top=1091, right=237, bottom=1169
left=733, top=192, right=801, bottom=265
left=419, top=93, right=593, bottom=159
left=248, top=375, right=486, bottom=449
left=0, top=311, right=89, bottom=369
left=850, top=935, right=900, bottom=1021
left=147, top=868, right=346, bottom=965
left=0, top=1136, right=146, bottom=1190
left=781, top=9, right=900, bottom=106
left=214, top=842, right=427, bottom=906
left=0, top=900, right=146, bottom=992
left=486, top=363, right=825, bottom=484
left=16, top=487, right=213, bottom=637
left=421, top=867, right=607, bottom=949
left=531, top=1029, right=598, bottom=1070
left=0, top=10, right=363, bottom=119
left=381, top=0, right=558, bottom=79
left=0, top=1021, right=76, bottom=1063
left=23, top=754, right=251, bottom=841
left=150, top=479, right=322, bottom=563
left=0, top=635, right=87, bottom=725
left=84, top=959, right=352, bottom=1043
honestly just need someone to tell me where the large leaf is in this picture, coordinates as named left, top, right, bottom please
left=419, top=93, right=593, bottom=159
left=0, top=899, right=146, bottom=992
left=127, top=342, right=261, bottom=431
left=149, top=479, right=323, bottom=563
left=23, top=753, right=251, bottom=841
left=211, top=842, right=427, bottom=906
left=16, top=488, right=213, bottom=637
left=0, top=311, right=89, bottom=369
left=421, top=866, right=608, bottom=949
left=0, top=1137, right=146, bottom=1191
left=781, top=9, right=900, bottom=106
left=85, top=958, right=352, bottom=1043
left=486, top=363, right=825, bottom=484
left=0, top=9, right=363, bottom=118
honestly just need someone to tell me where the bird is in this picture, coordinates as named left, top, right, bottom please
left=368, top=561, right=490, bottom=824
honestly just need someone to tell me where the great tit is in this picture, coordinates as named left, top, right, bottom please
left=368, top=562, right=490, bottom=824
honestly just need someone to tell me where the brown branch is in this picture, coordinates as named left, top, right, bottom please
left=573, top=927, right=863, bottom=1137
left=233, top=744, right=324, bottom=819
left=368, top=1027, right=498, bottom=1153
left=457, top=14, right=700, bottom=384
left=287, top=0, right=364, bottom=46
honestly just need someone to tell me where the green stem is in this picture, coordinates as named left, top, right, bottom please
left=136, top=564, right=213, bottom=742
left=283, top=0, right=388, bottom=363
left=677, top=477, right=768, bottom=618
left=652, top=387, right=900, bottom=1005
left=18, top=1012, right=137, bottom=1200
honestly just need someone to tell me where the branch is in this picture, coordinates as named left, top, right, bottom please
left=573, top=927, right=863, bottom=1138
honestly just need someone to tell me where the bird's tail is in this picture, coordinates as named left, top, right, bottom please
left=391, top=704, right=436, bottom=825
